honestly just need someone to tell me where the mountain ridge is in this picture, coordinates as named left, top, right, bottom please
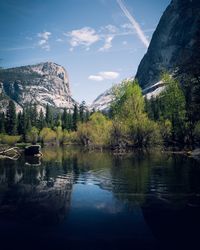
left=0, top=62, right=76, bottom=112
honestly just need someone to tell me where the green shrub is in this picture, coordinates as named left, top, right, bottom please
left=77, top=112, right=112, bottom=147
left=63, top=130, right=78, bottom=144
left=159, top=119, right=172, bottom=143
left=129, top=117, right=162, bottom=147
left=55, top=126, right=64, bottom=144
left=0, top=134, right=21, bottom=145
left=110, top=115, right=161, bottom=148
left=39, top=127, right=57, bottom=144
left=26, top=126, right=39, bottom=144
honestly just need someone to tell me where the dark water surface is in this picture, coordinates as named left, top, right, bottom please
left=0, top=147, right=200, bottom=250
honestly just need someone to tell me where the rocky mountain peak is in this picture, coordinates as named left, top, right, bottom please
left=31, top=62, right=68, bottom=82
left=0, top=62, right=75, bottom=112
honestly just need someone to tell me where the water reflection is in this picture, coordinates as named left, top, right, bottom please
left=0, top=147, right=199, bottom=249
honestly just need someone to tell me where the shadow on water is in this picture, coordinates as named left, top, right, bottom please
left=0, top=146, right=199, bottom=250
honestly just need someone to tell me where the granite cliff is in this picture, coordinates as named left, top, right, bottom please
left=135, top=0, right=200, bottom=88
left=0, top=62, right=76, bottom=112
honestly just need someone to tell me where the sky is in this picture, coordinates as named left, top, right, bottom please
left=0, top=0, right=170, bottom=104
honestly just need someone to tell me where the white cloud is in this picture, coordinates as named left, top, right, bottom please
left=66, top=27, right=100, bottom=50
left=38, top=31, right=51, bottom=40
left=99, top=71, right=119, bottom=79
left=37, top=31, right=51, bottom=51
left=38, top=39, right=46, bottom=46
left=116, top=0, right=149, bottom=48
left=100, top=24, right=118, bottom=34
left=88, top=75, right=104, bottom=81
left=88, top=71, right=119, bottom=81
left=65, top=19, right=152, bottom=52
left=99, top=36, right=114, bottom=51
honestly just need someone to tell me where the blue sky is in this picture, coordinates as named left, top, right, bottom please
left=0, top=0, right=170, bottom=104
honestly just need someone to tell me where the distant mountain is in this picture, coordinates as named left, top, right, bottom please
left=135, top=0, right=200, bottom=89
left=90, top=78, right=167, bottom=112
left=90, top=87, right=115, bottom=112
left=90, top=78, right=134, bottom=112
left=0, top=62, right=76, bottom=112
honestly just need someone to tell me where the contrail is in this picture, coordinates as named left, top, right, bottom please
left=116, top=0, right=149, bottom=48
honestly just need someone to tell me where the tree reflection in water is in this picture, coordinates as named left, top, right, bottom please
left=0, top=146, right=199, bottom=250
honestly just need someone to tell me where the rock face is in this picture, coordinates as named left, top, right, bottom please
left=91, top=0, right=200, bottom=111
left=135, top=0, right=200, bottom=89
left=0, top=62, right=76, bottom=112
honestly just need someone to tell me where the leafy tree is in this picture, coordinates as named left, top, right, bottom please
left=39, top=127, right=57, bottom=144
left=111, top=80, right=145, bottom=120
left=55, top=126, right=63, bottom=144
left=77, top=112, right=112, bottom=147
left=63, top=130, right=78, bottom=144
left=160, top=73, right=186, bottom=143
left=111, top=80, right=161, bottom=147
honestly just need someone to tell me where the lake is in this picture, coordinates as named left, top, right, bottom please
left=0, top=146, right=200, bottom=250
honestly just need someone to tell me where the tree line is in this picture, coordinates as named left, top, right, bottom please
left=0, top=74, right=200, bottom=149
left=77, top=73, right=200, bottom=150
left=0, top=100, right=91, bottom=145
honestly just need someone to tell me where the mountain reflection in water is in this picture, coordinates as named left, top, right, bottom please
left=0, top=146, right=199, bottom=250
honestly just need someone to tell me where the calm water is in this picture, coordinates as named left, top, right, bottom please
left=0, top=147, right=200, bottom=250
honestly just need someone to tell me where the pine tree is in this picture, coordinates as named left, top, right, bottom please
left=6, top=100, right=17, bottom=135
left=0, top=112, right=5, bottom=133
left=38, top=109, right=45, bottom=130
left=67, top=110, right=73, bottom=130
left=17, top=111, right=24, bottom=135
left=45, top=104, right=53, bottom=127
left=55, top=113, right=62, bottom=127
left=85, top=109, right=90, bottom=122
left=79, top=101, right=86, bottom=123
left=31, top=103, right=38, bottom=127
left=72, top=104, right=79, bottom=131
left=62, top=108, right=68, bottom=130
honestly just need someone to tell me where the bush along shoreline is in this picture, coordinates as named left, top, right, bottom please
left=0, top=74, right=200, bottom=152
